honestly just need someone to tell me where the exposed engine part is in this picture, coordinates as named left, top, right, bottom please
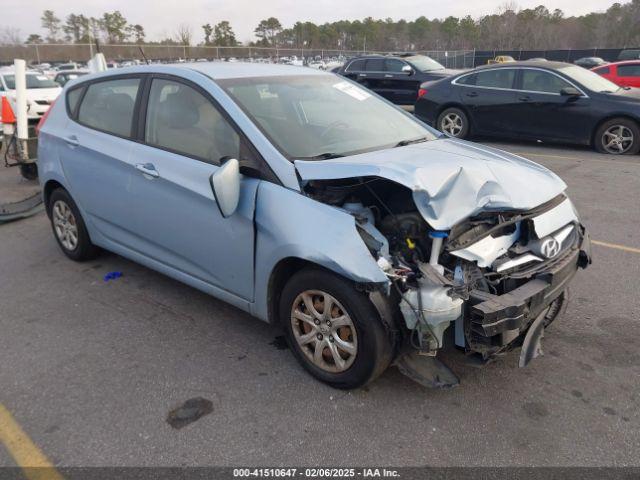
left=399, top=264, right=463, bottom=353
left=428, top=231, right=447, bottom=274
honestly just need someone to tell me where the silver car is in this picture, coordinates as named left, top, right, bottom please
left=38, top=63, right=591, bottom=389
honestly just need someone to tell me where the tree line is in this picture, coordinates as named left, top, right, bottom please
left=5, top=2, right=640, bottom=50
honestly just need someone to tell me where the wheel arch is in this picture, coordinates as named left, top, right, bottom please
left=436, top=102, right=474, bottom=131
left=266, top=256, right=385, bottom=327
left=43, top=179, right=66, bottom=217
left=591, top=114, right=640, bottom=147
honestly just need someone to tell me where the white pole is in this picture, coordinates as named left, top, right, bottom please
left=14, top=59, right=28, bottom=141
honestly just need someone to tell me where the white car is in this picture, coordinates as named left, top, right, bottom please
left=0, top=68, right=62, bottom=120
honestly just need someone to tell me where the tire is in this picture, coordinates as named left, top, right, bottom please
left=279, top=268, right=393, bottom=389
left=19, top=163, right=38, bottom=180
left=48, top=188, right=100, bottom=261
left=437, top=107, right=470, bottom=139
left=594, top=117, right=640, bottom=155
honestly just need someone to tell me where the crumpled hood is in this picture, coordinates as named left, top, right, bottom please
left=294, top=138, right=566, bottom=230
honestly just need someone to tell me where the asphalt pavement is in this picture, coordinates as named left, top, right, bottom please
left=0, top=140, right=638, bottom=468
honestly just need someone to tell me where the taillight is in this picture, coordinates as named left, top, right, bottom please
left=418, top=88, right=428, bottom=98
left=36, top=98, right=56, bottom=136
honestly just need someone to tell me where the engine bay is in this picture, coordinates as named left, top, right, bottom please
left=303, top=176, right=589, bottom=383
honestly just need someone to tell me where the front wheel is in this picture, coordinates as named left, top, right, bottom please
left=437, top=107, right=470, bottom=139
left=279, top=268, right=393, bottom=389
left=594, top=118, right=640, bottom=155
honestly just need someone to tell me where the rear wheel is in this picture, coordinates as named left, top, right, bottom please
left=48, top=188, right=100, bottom=261
left=279, top=268, right=393, bottom=389
left=594, top=118, right=640, bottom=155
left=437, top=107, right=470, bottom=139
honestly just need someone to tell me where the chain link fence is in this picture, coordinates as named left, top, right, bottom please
left=0, top=43, right=477, bottom=68
left=0, top=44, right=629, bottom=67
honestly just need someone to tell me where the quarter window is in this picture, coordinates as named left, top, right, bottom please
left=77, top=78, right=140, bottom=137
left=66, top=87, right=83, bottom=115
left=521, top=70, right=571, bottom=94
left=474, top=69, right=516, bottom=89
left=456, top=73, right=477, bottom=85
left=594, top=66, right=610, bottom=75
left=144, top=79, right=239, bottom=164
left=618, top=64, right=640, bottom=76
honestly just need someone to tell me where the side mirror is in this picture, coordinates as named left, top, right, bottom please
left=402, top=65, right=413, bottom=75
left=209, top=158, right=240, bottom=218
left=560, top=86, right=581, bottom=97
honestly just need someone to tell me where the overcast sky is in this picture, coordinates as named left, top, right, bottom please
left=7, top=0, right=618, bottom=44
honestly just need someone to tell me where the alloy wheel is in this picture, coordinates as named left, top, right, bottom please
left=440, top=113, right=464, bottom=137
left=290, top=290, right=358, bottom=373
left=52, top=200, right=79, bottom=251
left=602, top=125, right=634, bottom=154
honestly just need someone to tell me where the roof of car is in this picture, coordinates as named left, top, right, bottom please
left=181, top=61, right=329, bottom=79
left=474, top=60, right=573, bottom=70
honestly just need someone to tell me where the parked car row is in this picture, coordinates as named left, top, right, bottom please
left=413, top=61, right=640, bottom=155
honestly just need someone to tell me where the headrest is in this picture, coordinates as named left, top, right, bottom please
left=159, top=90, right=200, bottom=129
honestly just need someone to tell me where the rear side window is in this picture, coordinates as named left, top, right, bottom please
left=346, top=59, right=366, bottom=72
left=66, top=87, right=83, bottom=115
left=475, top=69, right=516, bottom=89
left=365, top=58, right=385, bottom=72
left=144, top=79, right=239, bottom=164
left=618, top=64, right=640, bottom=76
left=77, top=78, right=140, bottom=137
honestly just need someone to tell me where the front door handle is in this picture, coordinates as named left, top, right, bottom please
left=519, top=95, right=532, bottom=102
left=135, top=163, right=159, bottom=178
left=466, top=91, right=478, bottom=98
left=358, top=73, right=367, bottom=77
left=64, top=135, right=79, bottom=147
left=384, top=74, right=393, bottom=78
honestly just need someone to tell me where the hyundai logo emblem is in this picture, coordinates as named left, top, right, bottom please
left=540, top=238, right=561, bottom=259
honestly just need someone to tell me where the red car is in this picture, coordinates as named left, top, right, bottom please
left=592, top=61, right=640, bottom=88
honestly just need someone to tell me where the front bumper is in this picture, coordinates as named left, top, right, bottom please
left=465, top=226, right=591, bottom=352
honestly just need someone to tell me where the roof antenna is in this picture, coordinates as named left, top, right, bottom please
left=138, top=46, right=150, bottom=65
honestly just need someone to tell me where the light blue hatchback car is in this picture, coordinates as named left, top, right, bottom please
left=38, top=63, right=590, bottom=389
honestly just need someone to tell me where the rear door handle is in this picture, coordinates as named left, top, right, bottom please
left=63, top=135, right=79, bottom=147
left=358, top=73, right=367, bottom=77
left=384, top=74, right=393, bottom=78
left=519, top=95, right=532, bottom=102
left=466, top=91, right=478, bottom=98
left=135, top=163, right=159, bottom=178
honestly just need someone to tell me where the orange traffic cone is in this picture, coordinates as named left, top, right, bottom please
left=1, top=96, right=16, bottom=124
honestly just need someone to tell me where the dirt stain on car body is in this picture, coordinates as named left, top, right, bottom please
left=166, top=397, right=213, bottom=429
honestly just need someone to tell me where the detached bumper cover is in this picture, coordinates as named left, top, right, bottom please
left=468, top=226, right=591, bottom=341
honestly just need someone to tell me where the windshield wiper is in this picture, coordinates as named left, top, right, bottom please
left=394, top=136, right=430, bottom=148
left=298, top=152, right=345, bottom=160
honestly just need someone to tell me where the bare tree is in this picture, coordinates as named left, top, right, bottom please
left=0, top=26, right=22, bottom=45
left=176, top=23, right=193, bottom=46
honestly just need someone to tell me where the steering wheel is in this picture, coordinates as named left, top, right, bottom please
left=320, top=121, right=349, bottom=139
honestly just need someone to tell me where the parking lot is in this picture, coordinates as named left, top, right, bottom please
left=0, top=139, right=639, bottom=468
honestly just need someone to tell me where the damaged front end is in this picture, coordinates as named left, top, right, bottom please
left=298, top=159, right=591, bottom=388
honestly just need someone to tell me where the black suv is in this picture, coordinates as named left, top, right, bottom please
left=336, top=54, right=465, bottom=105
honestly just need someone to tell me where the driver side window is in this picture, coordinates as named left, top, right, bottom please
left=145, top=79, right=240, bottom=165
left=521, top=70, right=571, bottom=94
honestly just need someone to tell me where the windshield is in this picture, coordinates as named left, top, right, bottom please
left=559, top=65, right=620, bottom=93
left=2, top=74, right=60, bottom=90
left=406, top=55, right=445, bottom=72
left=218, top=75, right=436, bottom=159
